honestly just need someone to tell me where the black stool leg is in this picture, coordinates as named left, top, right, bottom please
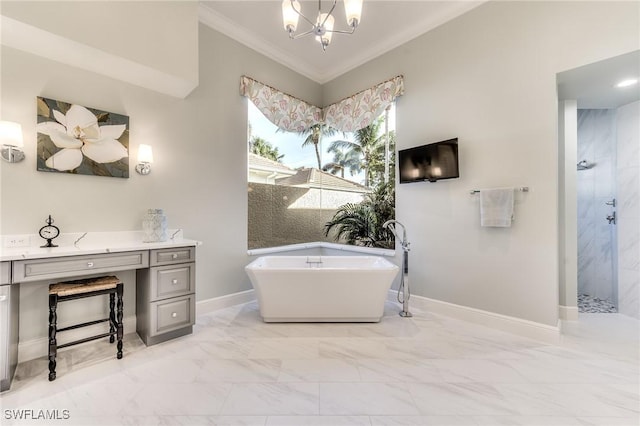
left=48, top=293, right=58, bottom=381
left=109, top=292, right=115, bottom=344
left=116, top=283, right=124, bottom=359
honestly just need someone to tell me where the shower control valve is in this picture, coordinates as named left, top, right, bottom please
left=606, top=211, right=616, bottom=225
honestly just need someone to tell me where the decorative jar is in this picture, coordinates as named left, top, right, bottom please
left=142, top=208, right=168, bottom=242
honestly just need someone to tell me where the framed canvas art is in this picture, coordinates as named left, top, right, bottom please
left=36, top=97, right=130, bottom=178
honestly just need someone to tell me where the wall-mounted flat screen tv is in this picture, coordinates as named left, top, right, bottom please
left=398, top=138, right=459, bottom=183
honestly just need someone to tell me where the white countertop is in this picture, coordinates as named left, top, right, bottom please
left=0, top=230, right=200, bottom=262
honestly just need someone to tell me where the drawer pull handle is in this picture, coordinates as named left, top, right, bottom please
left=87, top=262, right=94, bottom=268
left=172, top=279, right=178, bottom=284
left=171, top=312, right=177, bottom=318
left=172, top=254, right=178, bottom=259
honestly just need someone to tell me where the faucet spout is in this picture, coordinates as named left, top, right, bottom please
left=383, top=220, right=409, bottom=251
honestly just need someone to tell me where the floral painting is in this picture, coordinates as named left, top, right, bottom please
left=36, top=97, right=129, bottom=178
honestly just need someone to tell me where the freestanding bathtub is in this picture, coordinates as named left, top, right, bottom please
left=245, top=256, right=399, bottom=322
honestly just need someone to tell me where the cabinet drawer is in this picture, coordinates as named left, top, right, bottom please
left=151, top=263, right=195, bottom=301
left=150, top=295, right=195, bottom=336
left=150, top=247, right=195, bottom=266
left=0, top=262, right=10, bottom=285
left=13, top=251, right=149, bottom=283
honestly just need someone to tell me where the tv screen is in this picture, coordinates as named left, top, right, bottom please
left=398, top=138, right=459, bottom=183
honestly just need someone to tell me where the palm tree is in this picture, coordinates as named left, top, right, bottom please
left=324, top=181, right=396, bottom=249
left=322, top=147, right=361, bottom=178
left=298, top=124, right=338, bottom=169
left=326, top=119, right=393, bottom=187
left=249, top=136, right=283, bottom=162
left=367, top=130, right=396, bottom=186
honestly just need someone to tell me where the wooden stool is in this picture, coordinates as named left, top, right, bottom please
left=48, top=275, right=123, bottom=381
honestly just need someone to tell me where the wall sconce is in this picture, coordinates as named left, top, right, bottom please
left=135, top=144, right=153, bottom=175
left=0, top=121, right=25, bottom=163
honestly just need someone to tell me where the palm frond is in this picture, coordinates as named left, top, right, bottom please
left=324, top=181, right=396, bottom=249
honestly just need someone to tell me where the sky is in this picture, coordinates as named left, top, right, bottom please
left=248, top=101, right=395, bottom=185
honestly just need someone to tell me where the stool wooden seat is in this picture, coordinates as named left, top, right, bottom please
left=48, top=275, right=123, bottom=381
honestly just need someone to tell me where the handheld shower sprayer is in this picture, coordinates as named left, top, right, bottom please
left=382, top=220, right=412, bottom=317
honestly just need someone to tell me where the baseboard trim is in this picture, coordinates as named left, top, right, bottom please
left=196, top=289, right=256, bottom=315
left=18, top=315, right=137, bottom=363
left=388, top=291, right=560, bottom=343
left=559, top=305, right=579, bottom=321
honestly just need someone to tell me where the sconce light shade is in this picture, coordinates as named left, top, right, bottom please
left=138, top=144, right=154, bottom=163
left=0, top=120, right=25, bottom=163
left=135, top=144, right=153, bottom=175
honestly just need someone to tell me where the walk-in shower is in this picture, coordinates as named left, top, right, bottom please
left=577, top=109, right=618, bottom=313
left=558, top=50, right=639, bottom=319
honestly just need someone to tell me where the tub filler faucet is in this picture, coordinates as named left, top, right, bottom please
left=383, top=220, right=412, bottom=318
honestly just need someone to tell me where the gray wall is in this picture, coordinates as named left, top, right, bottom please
left=323, top=1, right=639, bottom=326
left=616, top=101, right=640, bottom=318
left=0, top=1, right=198, bottom=84
left=558, top=100, right=578, bottom=314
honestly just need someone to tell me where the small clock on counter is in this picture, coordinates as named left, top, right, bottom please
left=39, top=215, right=60, bottom=248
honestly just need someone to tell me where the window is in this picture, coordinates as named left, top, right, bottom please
left=247, top=101, right=396, bottom=250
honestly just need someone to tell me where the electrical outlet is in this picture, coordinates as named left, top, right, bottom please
left=3, top=235, right=31, bottom=248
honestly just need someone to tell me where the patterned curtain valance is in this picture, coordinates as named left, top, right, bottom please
left=323, top=75, right=404, bottom=132
left=240, top=76, right=322, bottom=132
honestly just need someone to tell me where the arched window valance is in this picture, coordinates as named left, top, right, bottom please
left=240, top=75, right=404, bottom=132
left=239, top=76, right=322, bottom=132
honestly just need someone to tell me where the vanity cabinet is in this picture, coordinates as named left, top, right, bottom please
left=1, top=261, right=19, bottom=392
left=136, top=247, right=195, bottom=346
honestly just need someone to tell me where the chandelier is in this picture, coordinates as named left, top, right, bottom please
left=281, top=0, right=363, bottom=51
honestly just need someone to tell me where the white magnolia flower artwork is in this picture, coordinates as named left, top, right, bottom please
left=37, top=97, right=129, bottom=178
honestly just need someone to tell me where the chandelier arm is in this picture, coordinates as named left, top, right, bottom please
left=290, top=0, right=315, bottom=28
left=325, top=27, right=357, bottom=35
left=290, top=29, right=317, bottom=40
left=319, top=0, right=339, bottom=27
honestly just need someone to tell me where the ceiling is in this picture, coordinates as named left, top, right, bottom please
left=557, top=50, right=640, bottom=109
left=199, top=1, right=484, bottom=84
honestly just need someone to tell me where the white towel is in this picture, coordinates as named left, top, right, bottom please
left=480, top=188, right=514, bottom=227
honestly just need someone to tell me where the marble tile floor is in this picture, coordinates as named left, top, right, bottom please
left=1, top=301, right=638, bottom=426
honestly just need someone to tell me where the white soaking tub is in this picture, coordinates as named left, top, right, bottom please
left=245, top=256, right=399, bottom=322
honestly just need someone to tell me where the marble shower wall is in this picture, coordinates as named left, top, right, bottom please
left=616, top=101, right=640, bottom=319
left=577, top=109, right=617, bottom=302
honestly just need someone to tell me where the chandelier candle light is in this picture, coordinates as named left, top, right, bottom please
left=282, top=0, right=363, bottom=51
